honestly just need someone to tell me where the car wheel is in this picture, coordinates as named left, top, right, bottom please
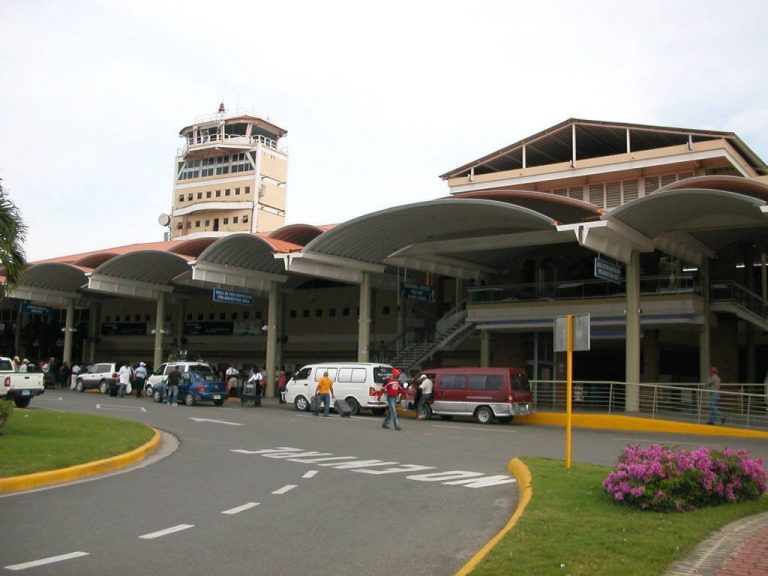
left=145, top=386, right=153, bottom=399
left=476, top=406, right=494, bottom=424
left=184, top=393, right=195, bottom=406
left=76, top=380, right=84, bottom=393
left=153, top=390, right=162, bottom=403
left=214, top=399, right=224, bottom=406
left=417, top=404, right=433, bottom=420
left=294, top=396, right=309, bottom=412
left=14, top=397, right=31, bottom=408
left=99, top=381, right=108, bottom=394
left=346, top=397, right=360, bottom=416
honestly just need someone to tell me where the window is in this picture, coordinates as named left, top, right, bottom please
left=216, top=190, right=221, bottom=197
left=441, top=374, right=466, bottom=390
left=185, top=221, right=191, bottom=228
left=314, top=367, right=338, bottom=382
left=178, top=195, right=184, bottom=202
left=231, top=312, right=237, bottom=320
left=197, top=313, right=203, bottom=320
left=294, top=367, right=311, bottom=381
left=195, top=220, right=200, bottom=228
left=233, top=216, right=239, bottom=224
left=176, top=222, right=183, bottom=229
left=342, top=307, right=350, bottom=317
left=134, top=314, right=141, bottom=321
left=206, top=191, right=211, bottom=198
left=290, top=310, right=297, bottom=318
left=186, top=313, right=192, bottom=321
left=205, top=220, right=210, bottom=226
left=187, top=193, right=193, bottom=201
left=255, top=311, right=262, bottom=319
left=337, top=368, right=366, bottom=383
left=208, top=313, right=214, bottom=320
left=329, top=308, right=336, bottom=317
left=315, top=309, right=322, bottom=317
left=223, top=217, right=229, bottom=224
left=243, top=215, right=249, bottom=223
left=197, top=192, right=202, bottom=199
left=225, top=189, right=231, bottom=196
left=302, top=309, right=309, bottom=318
left=243, top=311, right=250, bottom=320
left=219, top=312, right=226, bottom=320
left=235, top=187, right=240, bottom=195
left=382, top=305, right=391, bottom=315
left=245, top=186, right=251, bottom=194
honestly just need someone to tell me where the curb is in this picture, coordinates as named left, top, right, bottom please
left=454, top=458, right=533, bottom=576
left=0, top=428, right=161, bottom=493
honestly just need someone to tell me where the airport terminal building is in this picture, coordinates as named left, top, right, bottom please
left=4, top=110, right=768, bottom=404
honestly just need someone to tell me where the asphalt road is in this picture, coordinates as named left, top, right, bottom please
left=3, top=391, right=767, bottom=576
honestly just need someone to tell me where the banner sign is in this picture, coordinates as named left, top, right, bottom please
left=213, top=288, right=254, bottom=306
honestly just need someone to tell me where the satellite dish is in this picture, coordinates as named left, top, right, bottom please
left=158, top=213, right=171, bottom=226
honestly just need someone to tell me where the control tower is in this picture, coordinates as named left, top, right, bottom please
left=168, top=104, right=288, bottom=239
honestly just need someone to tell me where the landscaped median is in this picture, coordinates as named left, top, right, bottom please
left=0, top=410, right=159, bottom=493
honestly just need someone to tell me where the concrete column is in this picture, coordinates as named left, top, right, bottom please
left=265, top=282, right=278, bottom=398
left=153, top=295, right=165, bottom=369
left=699, top=259, right=711, bottom=382
left=358, top=272, right=371, bottom=362
left=88, top=302, right=99, bottom=363
left=480, top=330, right=490, bottom=367
left=14, top=309, right=22, bottom=357
left=62, top=299, right=75, bottom=366
left=176, top=299, right=185, bottom=353
left=276, top=291, right=285, bottom=371
left=625, top=250, right=641, bottom=412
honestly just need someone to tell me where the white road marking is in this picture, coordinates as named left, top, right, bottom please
left=189, top=417, right=242, bottom=426
left=5, top=551, right=89, bottom=571
left=272, top=484, right=297, bottom=495
left=139, top=524, right=195, bottom=539
left=222, top=502, right=260, bottom=515
left=434, top=425, right=517, bottom=434
left=303, top=470, right=318, bottom=478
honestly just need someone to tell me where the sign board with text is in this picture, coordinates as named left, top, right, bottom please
left=213, top=288, right=254, bottom=306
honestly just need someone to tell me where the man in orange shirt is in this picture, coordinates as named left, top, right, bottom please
left=314, top=371, right=335, bottom=416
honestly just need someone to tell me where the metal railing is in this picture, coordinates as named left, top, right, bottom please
left=468, top=274, right=700, bottom=304
left=710, top=280, right=768, bottom=318
left=531, top=380, right=768, bottom=430
left=178, top=134, right=282, bottom=156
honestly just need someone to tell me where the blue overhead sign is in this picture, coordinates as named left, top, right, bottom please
left=213, top=288, right=254, bottom=306
left=401, top=283, right=434, bottom=302
left=594, top=258, right=621, bottom=284
left=20, top=303, right=53, bottom=316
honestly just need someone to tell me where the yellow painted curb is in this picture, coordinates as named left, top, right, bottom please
left=0, top=428, right=161, bottom=493
left=454, top=458, right=533, bottom=576
left=517, top=412, right=768, bottom=439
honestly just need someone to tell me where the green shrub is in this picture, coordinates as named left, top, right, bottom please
left=0, top=400, right=15, bottom=434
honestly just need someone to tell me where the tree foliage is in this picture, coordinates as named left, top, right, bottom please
left=0, top=179, right=27, bottom=292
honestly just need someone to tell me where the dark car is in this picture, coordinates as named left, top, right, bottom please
left=151, top=371, right=228, bottom=406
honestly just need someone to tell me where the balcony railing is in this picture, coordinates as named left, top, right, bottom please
left=178, top=133, right=281, bottom=156
left=710, top=280, right=768, bottom=318
left=468, top=274, right=700, bottom=304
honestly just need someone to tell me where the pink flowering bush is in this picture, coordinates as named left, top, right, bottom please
left=603, top=444, right=767, bottom=512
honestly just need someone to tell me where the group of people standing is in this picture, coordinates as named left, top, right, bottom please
left=223, top=364, right=288, bottom=402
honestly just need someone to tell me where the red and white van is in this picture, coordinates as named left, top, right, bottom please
left=405, top=367, right=533, bottom=424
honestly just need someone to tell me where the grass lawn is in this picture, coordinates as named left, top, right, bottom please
left=0, top=409, right=155, bottom=477
left=472, top=457, right=768, bottom=576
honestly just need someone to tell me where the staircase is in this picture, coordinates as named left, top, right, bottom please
left=388, top=305, right=476, bottom=372
left=710, top=281, right=768, bottom=332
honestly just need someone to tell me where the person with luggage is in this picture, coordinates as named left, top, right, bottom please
left=226, top=364, right=240, bottom=396
left=314, top=371, right=335, bottom=417
left=377, top=368, right=406, bottom=430
left=416, top=373, right=433, bottom=419
left=248, top=366, right=263, bottom=405
left=133, top=362, right=148, bottom=398
left=167, top=366, right=181, bottom=406
left=706, top=366, right=725, bottom=425
left=117, top=361, right=133, bottom=398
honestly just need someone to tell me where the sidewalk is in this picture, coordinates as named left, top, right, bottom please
left=663, top=512, right=768, bottom=576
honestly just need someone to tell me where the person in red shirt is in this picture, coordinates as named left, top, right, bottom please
left=377, top=368, right=406, bottom=430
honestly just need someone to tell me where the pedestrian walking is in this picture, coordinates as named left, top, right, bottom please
left=277, top=368, right=287, bottom=403
left=378, top=368, right=406, bottom=430
left=167, top=366, right=181, bottom=406
left=133, top=362, right=148, bottom=398
left=314, top=370, right=334, bottom=417
left=706, top=366, right=725, bottom=425
left=416, top=373, right=433, bottom=419
left=117, top=362, right=132, bottom=398
left=225, top=364, right=240, bottom=395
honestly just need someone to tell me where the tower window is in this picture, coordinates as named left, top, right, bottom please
left=225, top=189, right=230, bottom=196
left=195, top=220, right=200, bottom=227
left=235, top=187, right=240, bottom=195
left=197, top=192, right=202, bottom=199
left=223, top=217, right=229, bottom=224
left=233, top=216, right=239, bottom=224
left=178, top=195, right=184, bottom=202
left=243, top=215, right=249, bottom=223
left=245, top=186, right=251, bottom=194
left=216, top=190, right=221, bottom=197
left=206, top=191, right=211, bottom=198
left=187, top=193, right=193, bottom=201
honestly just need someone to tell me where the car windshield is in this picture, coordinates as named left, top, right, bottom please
left=187, top=364, right=212, bottom=373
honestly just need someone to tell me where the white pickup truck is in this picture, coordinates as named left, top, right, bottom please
left=0, top=357, right=45, bottom=408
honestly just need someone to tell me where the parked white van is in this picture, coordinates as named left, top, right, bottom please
left=285, top=363, right=394, bottom=416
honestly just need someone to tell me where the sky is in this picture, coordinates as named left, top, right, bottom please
left=1, top=0, right=767, bottom=262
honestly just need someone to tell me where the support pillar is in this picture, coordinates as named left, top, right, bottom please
left=88, top=302, right=99, bottom=364
left=153, top=295, right=165, bottom=369
left=480, top=330, right=490, bottom=367
left=265, top=282, right=278, bottom=398
left=358, top=272, right=371, bottom=362
left=699, top=259, right=711, bottom=382
left=176, top=299, right=185, bottom=355
left=625, top=250, right=641, bottom=412
left=62, top=299, right=75, bottom=366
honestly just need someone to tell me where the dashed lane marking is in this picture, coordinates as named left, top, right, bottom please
left=139, top=524, right=195, bottom=540
left=5, top=551, right=89, bottom=571
left=189, top=417, right=243, bottom=426
left=272, top=484, right=297, bottom=495
left=303, top=470, right=318, bottom=478
left=222, top=502, right=260, bottom=515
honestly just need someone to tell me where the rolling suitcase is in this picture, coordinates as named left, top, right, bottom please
left=311, top=395, right=320, bottom=415
left=335, top=398, right=352, bottom=417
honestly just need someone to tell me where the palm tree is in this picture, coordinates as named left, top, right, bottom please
left=0, top=179, right=27, bottom=292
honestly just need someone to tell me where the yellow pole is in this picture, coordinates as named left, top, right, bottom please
left=565, top=314, right=573, bottom=469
